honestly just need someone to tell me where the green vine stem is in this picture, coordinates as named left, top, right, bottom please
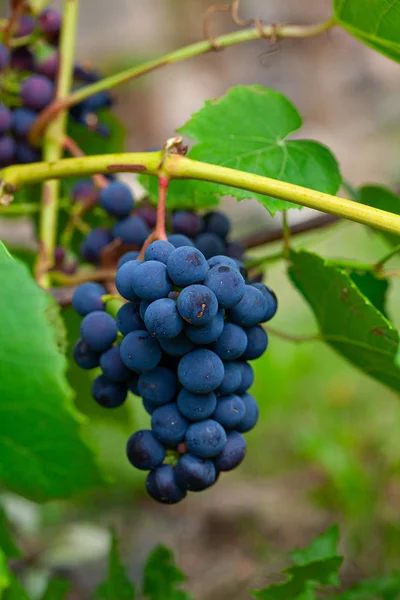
left=35, top=0, right=79, bottom=287
left=2, top=152, right=400, bottom=238
left=28, top=17, right=335, bottom=143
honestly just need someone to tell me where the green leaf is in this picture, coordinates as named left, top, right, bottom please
left=288, top=250, right=400, bottom=392
left=333, top=571, right=400, bottom=599
left=349, top=270, right=388, bottom=317
left=252, top=526, right=343, bottom=600
left=142, top=86, right=341, bottom=213
left=0, top=243, right=104, bottom=501
left=358, top=186, right=400, bottom=246
left=333, top=0, right=400, bottom=63
left=3, top=572, right=30, bottom=600
left=95, top=530, right=135, bottom=600
left=39, top=578, right=71, bottom=600
left=143, top=546, right=193, bottom=600
left=0, top=507, right=20, bottom=559
left=0, top=549, right=11, bottom=598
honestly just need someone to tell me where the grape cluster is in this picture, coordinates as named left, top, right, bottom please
left=72, top=211, right=277, bottom=504
left=0, top=8, right=112, bottom=167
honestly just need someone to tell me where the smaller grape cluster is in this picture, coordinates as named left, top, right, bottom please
left=0, top=8, right=112, bottom=167
left=72, top=221, right=277, bottom=504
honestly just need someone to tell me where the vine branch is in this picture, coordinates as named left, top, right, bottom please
left=28, top=17, right=335, bottom=143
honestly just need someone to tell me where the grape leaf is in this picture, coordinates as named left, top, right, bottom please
left=0, top=507, right=20, bottom=559
left=358, top=186, right=400, bottom=246
left=0, top=549, right=11, bottom=597
left=143, top=546, right=193, bottom=600
left=288, top=250, right=400, bottom=392
left=95, top=530, right=135, bottom=600
left=39, top=578, right=71, bottom=600
left=333, top=571, right=400, bottom=599
left=0, top=243, right=104, bottom=501
left=334, top=0, right=400, bottom=62
left=252, top=527, right=342, bottom=599
left=142, top=86, right=341, bottom=214
left=3, top=572, right=30, bottom=600
left=349, top=270, right=388, bottom=317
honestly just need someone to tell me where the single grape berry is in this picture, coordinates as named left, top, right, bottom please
left=214, top=431, right=246, bottom=471
left=236, top=393, right=259, bottom=433
left=204, top=265, right=245, bottom=308
left=151, top=403, right=189, bottom=445
left=116, top=302, right=143, bottom=336
left=178, top=349, right=224, bottom=393
left=120, top=330, right=162, bottom=372
left=21, top=75, right=54, bottom=110
left=177, top=284, right=218, bottom=326
left=172, top=210, right=204, bottom=237
left=72, top=179, right=95, bottom=202
left=158, top=332, right=195, bottom=357
left=252, top=283, right=278, bottom=321
left=126, top=430, right=166, bottom=470
left=115, top=260, right=141, bottom=301
left=136, top=205, right=157, bottom=228
left=15, top=15, right=35, bottom=38
left=195, top=232, right=225, bottom=259
left=131, top=261, right=172, bottom=301
left=185, top=311, right=225, bottom=345
left=167, top=246, right=208, bottom=286
left=212, top=394, right=246, bottom=429
left=80, top=227, right=113, bottom=264
left=204, top=211, right=230, bottom=238
left=242, top=325, right=268, bottom=360
left=12, top=108, right=36, bottom=138
left=80, top=311, right=117, bottom=352
left=177, top=389, right=217, bottom=422
left=236, top=362, right=254, bottom=394
left=212, top=322, right=248, bottom=361
left=168, top=233, right=195, bottom=248
left=73, top=338, right=100, bottom=370
left=144, top=298, right=184, bottom=339
left=144, top=240, right=175, bottom=265
left=185, top=419, right=227, bottom=458
left=175, top=454, right=216, bottom=491
left=35, top=48, right=60, bottom=79
left=72, top=282, right=106, bottom=316
left=216, top=361, right=243, bottom=395
left=99, top=181, right=135, bottom=217
left=138, top=366, right=177, bottom=406
left=38, top=9, right=62, bottom=36
left=112, top=215, right=149, bottom=246
left=100, top=345, right=132, bottom=382
left=207, top=255, right=238, bottom=270
left=117, top=251, right=140, bottom=268
left=146, top=464, right=186, bottom=504
left=228, top=285, right=268, bottom=327
left=92, top=374, right=127, bottom=408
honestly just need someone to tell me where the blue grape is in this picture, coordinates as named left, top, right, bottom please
left=100, top=345, right=131, bottom=382
left=136, top=205, right=157, bottom=228
left=175, top=454, right=216, bottom=491
left=138, top=366, right=177, bottom=405
left=226, top=241, right=244, bottom=260
left=252, top=283, right=278, bottom=321
left=185, top=311, right=224, bottom=345
left=214, top=431, right=246, bottom=471
left=185, top=419, right=227, bottom=458
left=158, top=332, right=195, bottom=357
left=177, top=389, right=217, bottom=422
left=178, top=349, right=224, bottom=393
left=0, top=105, right=12, bottom=134
left=204, top=265, right=245, bottom=308
left=72, top=282, right=106, bottom=316
left=204, top=211, right=230, bottom=238
left=16, top=141, right=41, bottom=164
left=212, top=322, right=247, bottom=360
left=128, top=374, right=140, bottom=396
left=112, top=215, right=149, bottom=246
left=115, top=260, right=141, bottom=301
left=38, top=9, right=62, bottom=36
left=172, top=210, right=204, bottom=237
left=146, top=465, right=186, bottom=504
left=168, top=233, right=195, bottom=248
left=213, top=394, right=246, bottom=429
left=92, top=374, right=127, bottom=408
left=81, top=227, right=113, bottom=264
left=0, top=44, right=10, bottom=71
left=12, top=108, right=36, bottom=138
left=144, top=240, right=175, bottom=264
left=116, top=302, right=143, bottom=335
left=76, top=90, right=112, bottom=114
left=99, top=181, right=135, bottom=217
left=126, top=430, right=166, bottom=470
left=167, top=246, right=208, bottom=286
left=117, top=251, right=140, bottom=268
left=35, top=48, right=59, bottom=79
left=72, top=179, right=95, bottom=202
left=140, top=300, right=151, bottom=321
left=0, top=136, right=16, bottom=165
left=216, top=361, right=242, bottom=395
left=142, top=397, right=159, bottom=415
left=236, top=362, right=254, bottom=394
left=228, top=285, right=268, bottom=327
left=81, top=311, right=117, bottom=352
left=236, top=393, right=259, bottom=433
left=195, top=232, right=225, bottom=259
left=73, top=338, right=100, bottom=370
left=242, top=325, right=268, bottom=360
left=207, top=255, right=238, bottom=270
left=177, top=284, right=218, bottom=326
left=15, top=15, right=35, bottom=37
left=151, top=403, right=189, bottom=445
left=120, top=330, right=162, bottom=372
left=132, top=260, right=172, bottom=301
left=144, top=298, right=184, bottom=339
left=21, top=75, right=54, bottom=110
